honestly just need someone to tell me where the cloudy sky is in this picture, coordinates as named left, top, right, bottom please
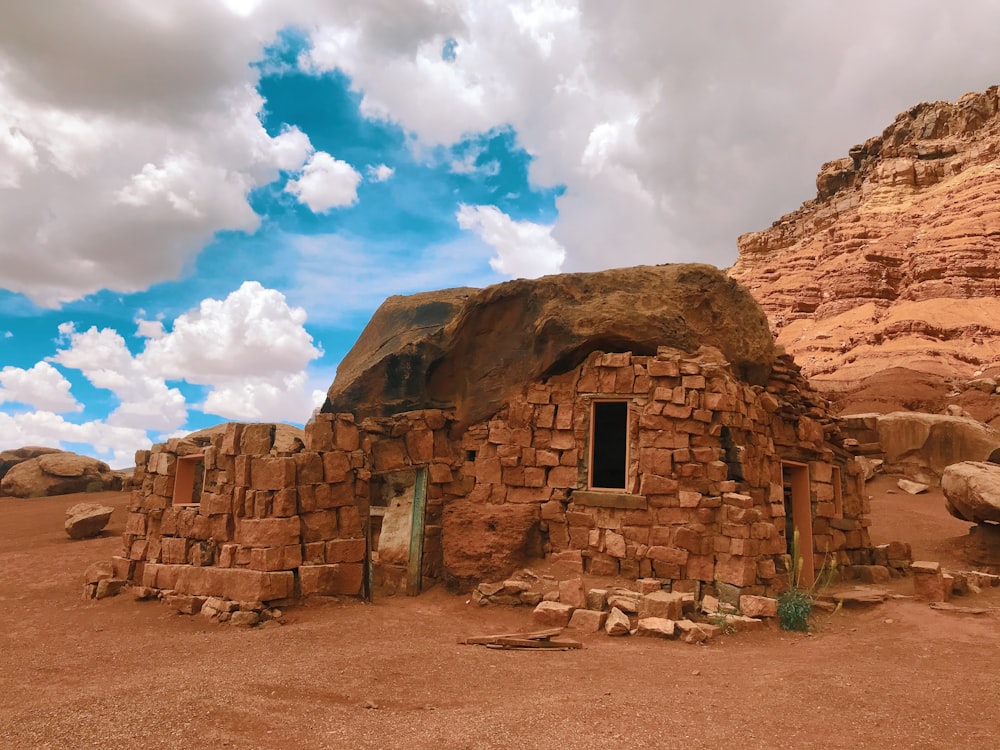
left=2, top=1, right=999, bottom=467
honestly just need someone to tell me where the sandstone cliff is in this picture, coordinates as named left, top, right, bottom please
left=730, top=86, right=1000, bottom=422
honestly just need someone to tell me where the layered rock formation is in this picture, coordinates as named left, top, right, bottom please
left=324, top=264, right=776, bottom=429
left=0, top=450, right=121, bottom=498
left=730, top=86, right=1000, bottom=421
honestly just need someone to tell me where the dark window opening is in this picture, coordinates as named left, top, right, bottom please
left=466, top=450, right=477, bottom=462
left=720, top=427, right=744, bottom=481
left=590, top=401, right=628, bottom=490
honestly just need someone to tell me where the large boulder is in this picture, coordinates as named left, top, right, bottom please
left=0, top=451, right=120, bottom=497
left=941, top=461, right=1000, bottom=524
left=323, top=264, right=776, bottom=429
left=875, top=412, right=1000, bottom=483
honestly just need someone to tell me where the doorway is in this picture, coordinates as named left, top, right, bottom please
left=781, top=462, right=814, bottom=587
left=365, top=466, right=428, bottom=598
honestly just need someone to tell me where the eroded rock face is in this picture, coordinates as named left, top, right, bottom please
left=0, top=451, right=120, bottom=497
left=730, top=86, right=1000, bottom=420
left=324, top=264, right=776, bottom=429
left=942, top=461, right=1000, bottom=524
left=876, top=412, right=1000, bottom=483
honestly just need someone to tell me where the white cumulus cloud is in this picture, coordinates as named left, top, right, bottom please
left=286, top=151, right=361, bottom=212
left=0, top=361, right=81, bottom=413
left=0, top=2, right=314, bottom=307
left=456, top=204, right=565, bottom=278
left=366, top=163, right=395, bottom=182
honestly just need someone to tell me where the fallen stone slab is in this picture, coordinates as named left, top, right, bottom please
left=928, top=602, right=996, bottom=616
left=638, top=590, right=685, bottom=620
left=739, top=595, right=777, bottom=618
left=567, top=609, right=607, bottom=632
left=607, top=594, right=639, bottom=614
left=897, top=478, right=929, bottom=495
left=532, top=601, right=575, bottom=627
left=604, top=607, right=631, bottom=636
left=826, top=588, right=890, bottom=607
left=674, top=619, right=720, bottom=644
left=65, top=502, right=115, bottom=539
left=636, top=617, right=676, bottom=639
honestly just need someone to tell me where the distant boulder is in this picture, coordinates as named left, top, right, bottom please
left=876, top=412, right=1000, bottom=484
left=65, top=502, right=115, bottom=539
left=0, top=446, right=62, bottom=481
left=0, top=451, right=121, bottom=498
left=942, top=461, right=1000, bottom=524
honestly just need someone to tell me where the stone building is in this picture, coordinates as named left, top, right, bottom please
left=115, top=264, right=872, bottom=606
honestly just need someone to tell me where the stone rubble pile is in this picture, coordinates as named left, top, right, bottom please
left=500, top=575, right=784, bottom=645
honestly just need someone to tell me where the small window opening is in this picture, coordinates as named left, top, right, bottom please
left=832, top=465, right=843, bottom=518
left=466, top=450, right=477, bottom=462
left=590, top=401, right=628, bottom=490
left=172, top=454, right=205, bottom=506
left=720, top=427, right=744, bottom=481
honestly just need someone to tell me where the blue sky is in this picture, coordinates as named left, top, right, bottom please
left=2, top=1, right=1000, bottom=467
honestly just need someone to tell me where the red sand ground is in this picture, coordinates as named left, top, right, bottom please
left=2, top=481, right=999, bottom=750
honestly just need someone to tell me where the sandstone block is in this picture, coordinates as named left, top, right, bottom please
left=636, top=578, right=662, bottom=594
left=854, top=565, right=891, bottom=585
left=301, top=510, right=339, bottom=543
left=639, top=590, right=685, bottom=620
left=326, top=537, right=366, bottom=563
left=715, top=554, right=758, bottom=587
left=532, top=601, right=575, bottom=627
left=239, top=424, right=274, bottom=454
left=299, top=563, right=363, bottom=597
left=604, top=606, right=631, bottom=636
left=293, top=452, right=324, bottom=484
left=675, top=619, right=718, bottom=644
left=223, top=569, right=295, bottom=602
left=912, top=561, right=947, bottom=602
left=236, top=517, right=301, bottom=547
left=250, top=457, right=296, bottom=491
left=567, top=608, right=607, bottom=631
left=160, top=537, right=188, bottom=565
left=636, top=617, right=676, bottom=639
left=558, top=577, right=586, bottom=609
left=739, top=595, right=778, bottom=618
left=585, top=588, right=609, bottom=611
left=249, top=544, right=302, bottom=572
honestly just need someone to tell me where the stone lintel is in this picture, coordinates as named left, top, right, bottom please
left=570, top=490, right=647, bottom=510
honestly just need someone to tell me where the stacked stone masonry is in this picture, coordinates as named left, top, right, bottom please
left=119, top=346, right=872, bottom=604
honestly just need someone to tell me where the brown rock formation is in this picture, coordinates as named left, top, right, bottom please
left=0, top=446, right=62, bottom=481
left=324, top=264, right=776, bottom=429
left=0, top=451, right=121, bottom=497
left=730, top=86, right=1000, bottom=420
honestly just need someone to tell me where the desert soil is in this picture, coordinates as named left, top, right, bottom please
left=2, top=480, right=999, bottom=750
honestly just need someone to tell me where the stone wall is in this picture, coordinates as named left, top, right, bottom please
left=452, top=346, right=870, bottom=596
left=117, top=422, right=366, bottom=603
left=115, top=348, right=872, bottom=605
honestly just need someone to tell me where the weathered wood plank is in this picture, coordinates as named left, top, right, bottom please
left=458, top=628, right=563, bottom=645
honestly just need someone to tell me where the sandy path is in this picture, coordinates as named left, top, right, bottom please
left=1, top=487, right=998, bottom=749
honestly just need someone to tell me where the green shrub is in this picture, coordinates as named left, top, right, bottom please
left=777, top=587, right=812, bottom=632
left=776, top=528, right=839, bottom=633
